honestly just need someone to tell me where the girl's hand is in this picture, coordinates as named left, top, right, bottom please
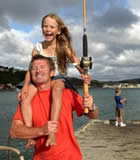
left=17, top=86, right=28, bottom=101
left=123, top=98, right=127, bottom=104
left=81, top=73, right=91, bottom=85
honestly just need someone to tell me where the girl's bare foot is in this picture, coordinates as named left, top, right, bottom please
left=45, top=133, right=56, bottom=147
left=25, top=139, right=36, bottom=149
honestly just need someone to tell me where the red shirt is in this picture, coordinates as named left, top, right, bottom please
left=13, top=89, right=84, bottom=160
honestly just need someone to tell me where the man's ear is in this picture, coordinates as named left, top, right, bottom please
left=50, top=70, right=55, bottom=77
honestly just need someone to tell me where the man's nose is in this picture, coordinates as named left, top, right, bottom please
left=36, top=67, right=40, bottom=72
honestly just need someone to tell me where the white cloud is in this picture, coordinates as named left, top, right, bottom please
left=0, top=29, right=33, bottom=69
left=128, top=0, right=140, bottom=10
left=127, top=23, right=140, bottom=42
left=0, top=0, right=140, bottom=81
left=90, top=42, right=106, bottom=53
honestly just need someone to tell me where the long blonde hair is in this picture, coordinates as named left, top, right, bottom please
left=41, top=13, right=75, bottom=73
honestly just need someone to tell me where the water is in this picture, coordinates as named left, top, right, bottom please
left=0, top=88, right=140, bottom=159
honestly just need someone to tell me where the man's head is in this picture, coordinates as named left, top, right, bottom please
left=29, top=55, right=55, bottom=87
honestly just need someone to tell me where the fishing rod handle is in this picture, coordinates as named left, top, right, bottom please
left=84, top=82, right=89, bottom=114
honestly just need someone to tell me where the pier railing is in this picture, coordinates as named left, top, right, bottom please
left=0, top=136, right=24, bottom=160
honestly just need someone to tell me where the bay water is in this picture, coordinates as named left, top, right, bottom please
left=0, top=88, right=140, bottom=159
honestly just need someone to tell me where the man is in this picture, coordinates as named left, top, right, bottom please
left=10, top=55, right=99, bottom=160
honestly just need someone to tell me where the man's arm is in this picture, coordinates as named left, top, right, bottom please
left=10, top=120, right=57, bottom=139
left=87, top=104, right=99, bottom=119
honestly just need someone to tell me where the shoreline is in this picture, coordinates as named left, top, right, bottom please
left=1, top=86, right=140, bottom=91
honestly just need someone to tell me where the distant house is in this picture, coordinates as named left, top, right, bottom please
left=103, top=83, right=140, bottom=88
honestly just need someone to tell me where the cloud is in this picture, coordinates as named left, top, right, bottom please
left=0, top=0, right=81, bottom=26
left=0, top=0, right=140, bottom=81
left=128, top=0, right=140, bottom=10
left=0, top=29, right=33, bottom=69
left=90, top=7, right=139, bottom=32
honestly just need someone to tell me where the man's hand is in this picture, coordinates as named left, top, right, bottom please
left=83, top=94, right=94, bottom=110
left=83, top=94, right=99, bottom=119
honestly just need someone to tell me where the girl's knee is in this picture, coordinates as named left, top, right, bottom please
left=22, top=85, right=37, bottom=103
left=53, top=86, right=64, bottom=93
left=28, top=85, right=37, bottom=95
left=52, top=80, right=65, bottom=88
left=52, top=80, right=65, bottom=92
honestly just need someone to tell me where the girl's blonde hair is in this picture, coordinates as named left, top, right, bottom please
left=41, top=13, right=76, bottom=73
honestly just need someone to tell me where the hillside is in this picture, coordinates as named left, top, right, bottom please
left=0, top=66, right=26, bottom=86
left=0, top=65, right=140, bottom=89
left=0, top=66, right=103, bottom=88
left=119, top=78, right=140, bottom=84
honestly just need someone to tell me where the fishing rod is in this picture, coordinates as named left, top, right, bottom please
left=80, top=0, right=92, bottom=114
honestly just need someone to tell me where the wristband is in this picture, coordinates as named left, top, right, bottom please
left=89, top=109, right=95, bottom=112
left=89, top=104, right=96, bottom=112
left=73, top=63, right=79, bottom=66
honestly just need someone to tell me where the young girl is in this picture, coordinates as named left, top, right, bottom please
left=18, top=13, right=90, bottom=148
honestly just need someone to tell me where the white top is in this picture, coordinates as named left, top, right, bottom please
left=35, top=42, right=60, bottom=75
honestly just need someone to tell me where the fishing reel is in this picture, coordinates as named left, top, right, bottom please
left=80, top=56, right=92, bottom=71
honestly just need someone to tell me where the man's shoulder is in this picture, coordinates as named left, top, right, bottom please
left=63, top=88, right=72, bottom=96
left=63, top=88, right=78, bottom=95
left=63, top=88, right=82, bottom=100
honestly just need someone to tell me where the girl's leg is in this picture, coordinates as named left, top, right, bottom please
left=21, top=84, right=37, bottom=148
left=46, top=79, right=64, bottom=146
left=119, top=108, right=126, bottom=127
left=115, top=108, right=119, bottom=126
left=21, top=84, right=37, bottom=126
left=120, top=108, right=124, bottom=123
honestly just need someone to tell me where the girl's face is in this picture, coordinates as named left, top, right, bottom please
left=42, top=17, right=60, bottom=42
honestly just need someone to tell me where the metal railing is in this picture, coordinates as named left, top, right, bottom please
left=0, top=136, right=24, bottom=160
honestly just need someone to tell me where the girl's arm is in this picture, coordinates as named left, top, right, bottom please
left=66, top=48, right=84, bottom=74
left=66, top=48, right=91, bottom=83
left=120, top=98, right=127, bottom=104
left=23, top=48, right=37, bottom=87
left=22, top=71, right=31, bottom=89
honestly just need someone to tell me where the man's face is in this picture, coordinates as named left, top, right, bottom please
left=31, top=59, right=54, bottom=85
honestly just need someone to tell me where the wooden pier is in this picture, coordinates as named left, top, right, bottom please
left=75, top=120, right=140, bottom=160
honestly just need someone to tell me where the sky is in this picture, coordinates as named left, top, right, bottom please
left=0, top=0, right=140, bottom=81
